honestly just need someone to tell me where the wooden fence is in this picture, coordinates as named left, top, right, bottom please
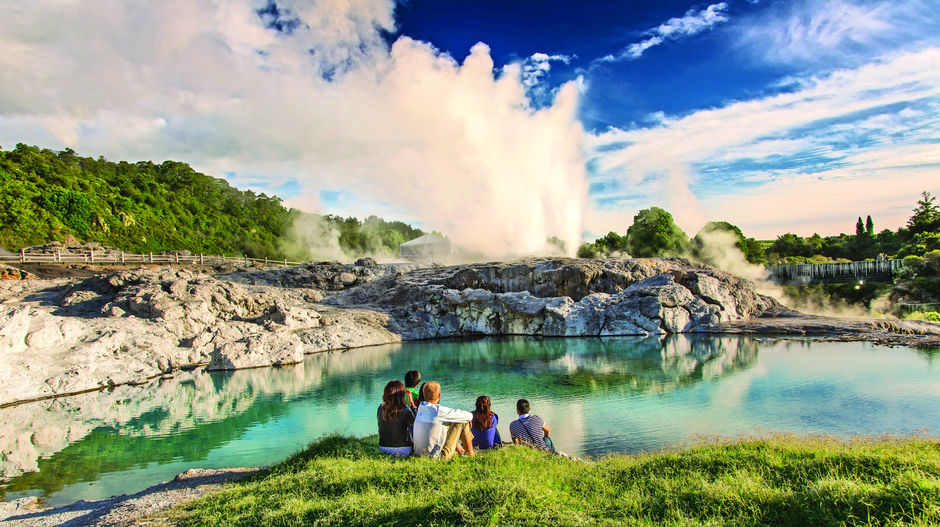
left=0, top=249, right=306, bottom=267
left=767, top=259, right=904, bottom=285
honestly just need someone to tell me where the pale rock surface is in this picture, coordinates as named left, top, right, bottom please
left=0, top=264, right=397, bottom=406
left=327, top=257, right=779, bottom=339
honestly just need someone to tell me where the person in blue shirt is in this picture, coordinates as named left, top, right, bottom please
left=470, top=395, right=501, bottom=450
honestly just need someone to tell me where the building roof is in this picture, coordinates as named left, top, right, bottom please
left=400, top=233, right=450, bottom=247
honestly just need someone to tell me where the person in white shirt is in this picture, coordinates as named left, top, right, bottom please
left=412, top=381, right=475, bottom=460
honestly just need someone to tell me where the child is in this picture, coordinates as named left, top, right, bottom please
left=404, top=370, right=421, bottom=406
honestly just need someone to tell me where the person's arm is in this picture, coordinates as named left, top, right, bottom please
left=542, top=424, right=551, bottom=437
left=437, top=405, right=472, bottom=422
left=513, top=437, right=520, bottom=444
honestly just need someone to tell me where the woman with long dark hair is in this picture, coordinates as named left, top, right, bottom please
left=378, top=380, right=415, bottom=455
left=470, top=395, right=501, bottom=450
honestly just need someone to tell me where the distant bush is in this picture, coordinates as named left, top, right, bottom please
left=903, top=255, right=926, bottom=271
left=925, top=249, right=940, bottom=273
left=904, top=311, right=940, bottom=322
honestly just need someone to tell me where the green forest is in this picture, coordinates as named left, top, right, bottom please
left=578, top=193, right=940, bottom=265
left=0, top=144, right=424, bottom=259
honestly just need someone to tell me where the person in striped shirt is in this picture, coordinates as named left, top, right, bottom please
left=509, top=399, right=551, bottom=450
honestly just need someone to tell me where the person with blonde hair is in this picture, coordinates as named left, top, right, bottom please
left=412, top=381, right=475, bottom=460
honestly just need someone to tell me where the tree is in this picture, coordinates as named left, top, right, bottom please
left=855, top=217, right=865, bottom=237
left=770, top=233, right=809, bottom=259
left=743, top=238, right=765, bottom=264
left=597, top=231, right=626, bottom=253
left=693, top=221, right=745, bottom=253
left=865, top=215, right=874, bottom=236
left=625, top=207, right=689, bottom=257
left=908, top=191, right=940, bottom=234
left=577, top=242, right=599, bottom=258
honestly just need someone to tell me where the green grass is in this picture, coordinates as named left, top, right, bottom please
left=164, top=434, right=940, bottom=526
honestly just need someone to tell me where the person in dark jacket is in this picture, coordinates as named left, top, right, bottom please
left=377, top=380, right=415, bottom=455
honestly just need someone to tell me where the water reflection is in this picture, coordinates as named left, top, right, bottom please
left=1, top=335, right=936, bottom=507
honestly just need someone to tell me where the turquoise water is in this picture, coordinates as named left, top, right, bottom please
left=1, top=335, right=937, bottom=507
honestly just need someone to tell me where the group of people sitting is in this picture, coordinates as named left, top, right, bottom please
left=377, top=370, right=553, bottom=460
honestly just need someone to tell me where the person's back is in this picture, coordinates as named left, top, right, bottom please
left=412, top=381, right=474, bottom=460
left=509, top=398, right=550, bottom=451
left=470, top=395, right=501, bottom=450
left=377, top=381, right=416, bottom=456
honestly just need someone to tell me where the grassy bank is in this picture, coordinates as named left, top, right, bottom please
left=165, top=435, right=940, bottom=526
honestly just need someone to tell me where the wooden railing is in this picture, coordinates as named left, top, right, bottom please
left=767, top=259, right=904, bottom=285
left=0, top=249, right=306, bottom=267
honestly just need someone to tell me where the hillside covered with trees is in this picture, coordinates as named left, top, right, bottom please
left=579, top=193, right=940, bottom=265
left=0, top=144, right=424, bottom=259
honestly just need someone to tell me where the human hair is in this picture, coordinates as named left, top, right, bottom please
left=382, top=380, right=406, bottom=421
left=516, top=398, right=530, bottom=415
left=417, top=382, right=427, bottom=404
left=422, top=381, right=441, bottom=402
left=472, top=395, right=494, bottom=430
left=404, top=370, right=421, bottom=388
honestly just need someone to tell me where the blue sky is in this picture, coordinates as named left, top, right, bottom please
left=0, top=0, right=938, bottom=253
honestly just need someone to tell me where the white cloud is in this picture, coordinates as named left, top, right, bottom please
left=519, top=52, right=573, bottom=88
left=0, top=0, right=588, bottom=258
left=588, top=48, right=940, bottom=237
left=605, top=2, right=729, bottom=61
left=736, top=0, right=940, bottom=66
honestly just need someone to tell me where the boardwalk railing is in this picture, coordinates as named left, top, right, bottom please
left=767, top=259, right=904, bottom=285
left=897, top=302, right=940, bottom=315
left=0, top=249, right=306, bottom=267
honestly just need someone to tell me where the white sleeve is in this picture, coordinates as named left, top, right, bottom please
left=436, top=405, right=472, bottom=423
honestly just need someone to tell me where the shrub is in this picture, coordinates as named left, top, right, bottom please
left=905, top=311, right=940, bottom=322
left=925, top=249, right=940, bottom=273
left=903, top=255, right=926, bottom=273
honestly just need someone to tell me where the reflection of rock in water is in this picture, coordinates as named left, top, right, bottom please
left=0, top=343, right=400, bottom=482
left=545, top=335, right=759, bottom=394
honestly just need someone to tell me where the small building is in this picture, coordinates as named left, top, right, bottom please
left=399, top=233, right=453, bottom=261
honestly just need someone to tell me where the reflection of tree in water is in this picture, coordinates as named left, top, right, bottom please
left=1, top=336, right=759, bottom=500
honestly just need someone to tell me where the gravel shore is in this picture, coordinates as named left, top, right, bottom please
left=0, top=467, right=262, bottom=526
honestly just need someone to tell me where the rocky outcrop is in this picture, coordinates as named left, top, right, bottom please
left=218, top=260, right=423, bottom=290
left=326, top=257, right=781, bottom=339
left=0, top=264, right=36, bottom=280
left=0, top=265, right=399, bottom=406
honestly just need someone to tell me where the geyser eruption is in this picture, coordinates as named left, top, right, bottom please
left=293, top=39, right=589, bottom=258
